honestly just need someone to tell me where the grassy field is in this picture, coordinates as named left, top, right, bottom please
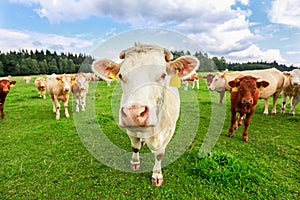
left=1, top=75, right=299, bottom=199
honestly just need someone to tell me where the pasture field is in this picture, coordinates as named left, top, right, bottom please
left=1, top=75, right=299, bottom=199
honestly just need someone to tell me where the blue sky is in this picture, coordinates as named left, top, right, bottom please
left=0, top=0, right=300, bottom=67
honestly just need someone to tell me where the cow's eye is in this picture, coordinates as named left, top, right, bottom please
left=118, top=74, right=124, bottom=81
left=160, top=73, right=166, bottom=80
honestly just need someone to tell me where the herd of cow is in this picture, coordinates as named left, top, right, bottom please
left=1, top=43, right=300, bottom=186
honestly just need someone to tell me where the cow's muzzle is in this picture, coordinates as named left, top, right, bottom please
left=119, top=104, right=157, bottom=128
left=242, top=98, right=253, bottom=105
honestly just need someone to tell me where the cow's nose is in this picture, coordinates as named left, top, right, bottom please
left=64, top=87, right=70, bottom=92
left=292, top=82, right=299, bottom=86
left=242, top=98, right=253, bottom=104
left=121, top=105, right=149, bottom=127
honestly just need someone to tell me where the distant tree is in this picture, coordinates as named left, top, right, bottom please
left=39, top=59, right=48, bottom=74
left=48, top=58, right=59, bottom=74
left=0, top=61, right=4, bottom=76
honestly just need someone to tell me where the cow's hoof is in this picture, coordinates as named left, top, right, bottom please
left=141, top=141, right=146, bottom=146
left=130, top=163, right=140, bottom=171
left=227, top=134, right=233, bottom=138
left=242, top=137, right=248, bottom=142
left=152, top=178, right=163, bottom=186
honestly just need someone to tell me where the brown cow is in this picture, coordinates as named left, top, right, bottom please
left=46, top=74, right=75, bottom=120
left=227, top=76, right=269, bottom=141
left=182, top=72, right=199, bottom=90
left=0, top=78, right=16, bottom=119
left=35, top=77, right=47, bottom=99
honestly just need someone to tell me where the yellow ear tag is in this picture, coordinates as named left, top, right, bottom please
left=232, top=87, right=238, bottom=92
left=10, top=84, right=15, bottom=87
left=71, top=80, right=75, bottom=84
left=169, top=70, right=181, bottom=88
left=259, top=86, right=265, bottom=92
left=59, top=80, right=62, bottom=84
left=109, top=72, right=119, bottom=80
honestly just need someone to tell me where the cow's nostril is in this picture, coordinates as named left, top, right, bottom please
left=121, top=107, right=127, bottom=118
left=140, top=106, right=149, bottom=117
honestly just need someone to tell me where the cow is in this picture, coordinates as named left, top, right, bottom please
left=34, top=77, right=47, bottom=99
left=46, top=74, right=75, bottom=120
left=281, top=69, right=300, bottom=115
left=71, top=73, right=90, bottom=112
left=23, top=76, right=31, bottom=84
left=227, top=75, right=269, bottom=141
left=203, top=73, right=225, bottom=105
left=92, top=43, right=199, bottom=186
left=0, top=78, right=16, bottom=119
left=182, top=72, right=199, bottom=90
left=208, top=68, right=285, bottom=115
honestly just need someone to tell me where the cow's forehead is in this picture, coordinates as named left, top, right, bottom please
left=77, top=76, right=86, bottom=83
left=291, top=69, right=300, bottom=76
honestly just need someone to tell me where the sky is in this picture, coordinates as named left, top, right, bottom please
left=0, top=0, right=300, bottom=67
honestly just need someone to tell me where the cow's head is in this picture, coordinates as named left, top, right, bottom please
left=92, top=43, right=199, bottom=130
left=0, top=79, right=16, bottom=94
left=203, top=74, right=215, bottom=86
left=228, top=75, right=269, bottom=105
left=208, top=69, right=228, bottom=91
left=36, top=77, right=46, bottom=88
left=284, top=69, right=300, bottom=87
left=75, top=74, right=89, bottom=91
left=56, top=74, right=75, bottom=93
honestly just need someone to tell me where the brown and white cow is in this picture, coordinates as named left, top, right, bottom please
left=203, top=74, right=225, bottom=105
left=281, top=69, right=300, bottom=115
left=35, top=77, right=47, bottom=99
left=23, top=76, right=31, bottom=84
left=71, top=73, right=89, bottom=112
left=46, top=74, right=75, bottom=120
left=92, top=43, right=199, bottom=186
left=209, top=68, right=285, bottom=115
left=227, top=76, right=269, bottom=141
left=0, top=78, right=16, bottom=119
left=182, top=72, right=199, bottom=90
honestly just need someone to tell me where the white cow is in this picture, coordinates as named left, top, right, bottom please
left=281, top=69, right=300, bottom=115
left=71, top=73, right=89, bottom=112
left=46, top=74, right=75, bottom=120
left=92, top=43, right=199, bottom=186
left=209, top=68, right=285, bottom=115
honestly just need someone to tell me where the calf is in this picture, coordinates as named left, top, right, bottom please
left=35, top=77, right=47, bottom=99
left=0, top=78, right=16, bottom=119
left=227, top=76, right=269, bottom=141
left=71, top=73, right=89, bottom=112
left=182, top=72, right=199, bottom=90
left=24, top=76, right=31, bottom=84
left=281, top=69, right=300, bottom=115
left=92, top=43, right=199, bottom=186
left=46, top=74, right=75, bottom=120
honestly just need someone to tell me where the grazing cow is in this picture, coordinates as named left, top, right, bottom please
left=23, top=77, right=31, bottom=84
left=71, top=73, right=90, bottom=112
left=203, top=74, right=225, bottom=105
left=46, top=74, right=75, bottom=120
left=209, top=68, right=285, bottom=115
left=227, top=76, right=269, bottom=141
left=182, top=72, right=199, bottom=90
left=34, top=77, right=47, bottom=99
left=0, top=78, right=16, bottom=119
left=92, top=43, right=199, bottom=186
left=281, top=69, right=300, bottom=115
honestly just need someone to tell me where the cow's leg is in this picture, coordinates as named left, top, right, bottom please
left=51, top=95, right=56, bottom=113
left=196, top=80, right=199, bottom=89
left=263, top=98, right=269, bottom=115
left=151, top=148, right=164, bottom=186
left=42, top=90, right=46, bottom=99
left=271, top=92, right=280, bottom=115
left=219, top=90, right=225, bottom=105
left=64, top=99, right=70, bottom=118
left=289, top=95, right=300, bottom=115
left=281, top=92, right=287, bottom=114
left=0, top=104, right=6, bottom=119
left=81, top=95, right=86, bottom=112
left=242, top=111, right=254, bottom=141
left=227, top=110, right=237, bottom=138
left=128, top=135, right=141, bottom=171
left=192, top=81, right=195, bottom=89
left=38, top=90, right=41, bottom=98
left=75, top=97, right=80, bottom=112
left=54, top=97, right=60, bottom=120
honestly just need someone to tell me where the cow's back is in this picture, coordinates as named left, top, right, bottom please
left=46, top=76, right=60, bottom=96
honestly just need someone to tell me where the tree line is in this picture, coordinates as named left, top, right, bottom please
left=0, top=49, right=298, bottom=77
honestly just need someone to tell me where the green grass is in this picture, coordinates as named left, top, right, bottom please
left=0, top=75, right=299, bottom=199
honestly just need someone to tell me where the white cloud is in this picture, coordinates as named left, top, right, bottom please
left=268, top=0, right=300, bottom=28
left=226, top=44, right=286, bottom=63
left=0, top=28, right=94, bottom=53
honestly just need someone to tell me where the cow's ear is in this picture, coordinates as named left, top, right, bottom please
left=10, top=81, right=16, bottom=86
left=92, top=59, right=121, bottom=81
left=257, top=80, right=269, bottom=90
left=167, top=56, right=199, bottom=78
left=228, top=80, right=239, bottom=88
left=283, top=71, right=291, bottom=78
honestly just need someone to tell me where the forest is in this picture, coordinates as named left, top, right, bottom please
left=0, top=49, right=298, bottom=76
